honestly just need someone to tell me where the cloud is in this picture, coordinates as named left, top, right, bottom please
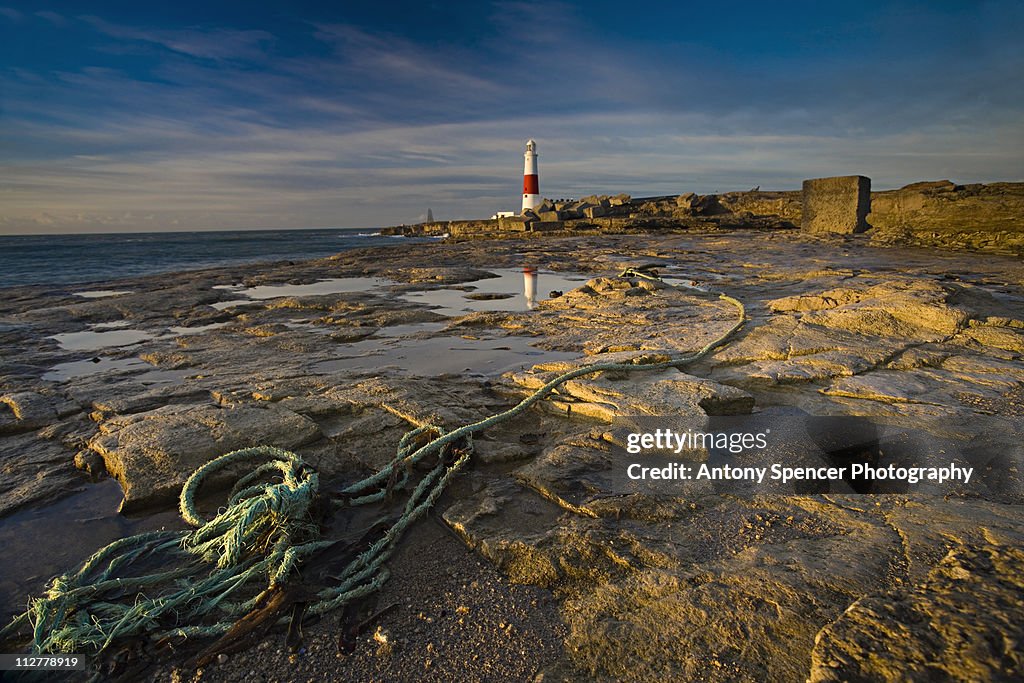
left=299, top=23, right=505, bottom=114
left=0, top=6, right=21, bottom=21
left=82, top=16, right=274, bottom=62
left=34, top=10, right=65, bottom=26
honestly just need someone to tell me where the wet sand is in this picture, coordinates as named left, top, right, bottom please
left=149, top=519, right=567, bottom=683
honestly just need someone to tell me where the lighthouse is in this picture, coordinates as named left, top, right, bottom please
left=521, top=139, right=540, bottom=213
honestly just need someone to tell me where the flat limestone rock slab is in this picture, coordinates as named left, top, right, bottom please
left=512, top=416, right=866, bottom=520
left=714, top=316, right=905, bottom=381
left=770, top=280, right=971, bottom=337
left=561, top=374, right=754, bottom=419
left=506, top=363, right=754, bottom=422
left=443, top=478, right=567, bottom=586
left=808, top=544, right=1024, bottom=683
left=711, top=277, right=1024, bottom=430
left=719, top=279, right=975, bottom=388
left=89, top=402, right=322, bottom=512
left=0, top=432, right=82, bottom=517
left=444, top=473, right=1024, bottom=682
left=0, top=392, right=59, bottom=434
left=822, top=372, right=943, bottom=404
left=822, top=366, right=1022, bottom=411
left=961, top=323, right=1024, bottom=353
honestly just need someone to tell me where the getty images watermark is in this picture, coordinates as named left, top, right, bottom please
left=623, top=426, right=974, bottom=487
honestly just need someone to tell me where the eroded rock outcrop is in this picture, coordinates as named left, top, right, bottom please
left=88, top=402, right=322, bottom=511
left=870, top=181, right=1024, bottom=255
left=709, top=278, right=1024, bottom=416
left=448, top=472, right=1024, bottom=681
left=808, top=538, right=1024, bottom=682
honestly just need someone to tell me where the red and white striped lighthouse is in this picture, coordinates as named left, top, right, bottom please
left=521, top=139, right=540, bottom=213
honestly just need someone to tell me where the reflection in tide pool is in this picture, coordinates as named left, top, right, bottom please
left=524, top=266, right=538, bottom=309
left=43, top=356, right=190, bottom=383
left=397, top=268, right=589, bottom=317
left=51, top=329, right=155, bottom=351
left=212, top=277, right=395, bottom=309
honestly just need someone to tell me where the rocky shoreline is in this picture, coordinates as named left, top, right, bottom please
left=2, top=229, right=1023, bottom=681
left=386, top=181, right=1024, bottom=257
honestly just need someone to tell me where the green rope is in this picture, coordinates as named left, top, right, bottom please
left=0, top=270, right=745, bottom=655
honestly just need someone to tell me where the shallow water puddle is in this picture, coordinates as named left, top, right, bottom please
left=210, top=299, right=259, bottom=311
left=71, top=290, right=133, bottom=298
left=397, top=268, right=591, bottom=317
left=43, top=356, right=190, bottom=383
left=283, top=321, right=337, bottom=335
left=45, top=322, right=223, bottom=381
left=315, top=333, right=577, bottom=376
left=51, top=328, right=155, bottom=351
left=376, top=321, right=448, bottom=337
left=0, top=478, right=185, bottom=623
left=52, top=318, right=221, bottom=352
left=660, top=265, right=727, bottom=292
left=660, top=276, right=712, bottom=292
left=167, top=322, right=231, bottom=335
left=211, top=277, right=395, bottom=310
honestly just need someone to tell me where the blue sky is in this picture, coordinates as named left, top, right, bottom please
left=1, top=1, right=1022, bottom=233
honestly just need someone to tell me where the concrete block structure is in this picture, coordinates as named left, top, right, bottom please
left=802, top=175, right=871, bottom=234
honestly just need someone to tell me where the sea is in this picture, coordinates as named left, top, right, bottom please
left=0, top=228, right=428, bottom=288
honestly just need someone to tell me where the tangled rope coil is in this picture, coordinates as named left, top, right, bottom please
left=1, top=269, right=745, bottom=655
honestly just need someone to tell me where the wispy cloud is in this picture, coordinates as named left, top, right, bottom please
left=82, top=16, right=275, bottom=62
left=34, top=10, right=65, bottom=26
left=311, top=24, right=501, bottom=95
